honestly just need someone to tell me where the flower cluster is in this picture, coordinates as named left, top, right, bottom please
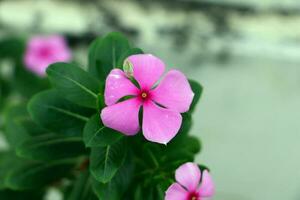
left=1, top=32, right=214, bottom=200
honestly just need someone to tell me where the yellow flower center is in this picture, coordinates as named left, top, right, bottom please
left=141, top=92, right=147, bottom=99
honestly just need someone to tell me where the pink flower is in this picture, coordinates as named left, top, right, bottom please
left=165, top=162, right=215, bottom=200
left=100, top=54, right=194, bottom=144
left=24, top=35, right=72, bottom=76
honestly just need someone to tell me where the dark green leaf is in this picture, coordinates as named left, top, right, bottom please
left=16, top=134, right=87, bottom=161
left=90, top=138, right=127, bottom=183
left=88, top=37, right=101, bottom=79
left=13, top=61, right=50, bottom=98
left=4, top=104, right=31, bottom=148
left=0, top=189, right=44, bottom=200
left=66, top=170, right=98, bottom=200
left=88, top=32, right=131, bottom=81
left=189, top=80, right=203, bottom=113
left=28, top=90, right=94, bottom=136
left=5, top=159, right=76, bottom=190
left=83, top=114, right=123, bottom=147
left=0, top=152, right=24, bottom=189
left=0, top=38, right=25, bottom=58
left=92, top=153, right=134, bottom=200
left=47, top=62, right=101, bottom=108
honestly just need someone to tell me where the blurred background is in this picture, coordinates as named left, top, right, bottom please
left=0, top=0, right=300, bottom=199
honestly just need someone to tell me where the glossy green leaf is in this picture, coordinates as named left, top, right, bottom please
left=90, top=138, right=127, bottom=183
left=66, top=170, right=98, bottom=200
left=47, top=62, right=101, bottom=108
left=28, top=90, right=94, bottom=136
left=5, top=159, right=76, bottom=190
left=92, top=154, right=134, bottom=200
left=16, top=134, right=87, bottom=161
left=83, top=114, right=123, bottom=147
left=189, top=80, right=203, bottom=113
left=88, top=32, right=131, bottom=81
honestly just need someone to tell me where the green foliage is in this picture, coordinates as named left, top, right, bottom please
left=0, top=32, right=207, bottom=200
left=16, top=134, right=88, bottom=161
left=0, top=189, right=44, bottom=200
left=66, top=170, right=98, bottom=200
left=28, top=90, right=94, bottom=136
left=5, top=159, right=76, bottom=190
left=83, top=114, right=123, bottom=147
left=92, top=154, right=134, bottom=200
left=90, top=139, right=128, bottom=183
left=47, top=62, right=102, bottom=108
left=189, top=79, right=203, bottom=113
left=88, top=32, right=140, bottom=82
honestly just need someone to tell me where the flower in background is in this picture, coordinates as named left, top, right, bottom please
left=165, top=162, right=215, bottom=200
left=24, top=35, right=72, bottom=76
left=101, top=54, right=194, bottom=144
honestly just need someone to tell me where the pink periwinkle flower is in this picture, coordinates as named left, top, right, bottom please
left=24, top=35, right=72, bottom=76
left=165, top=162, right=215, bottom=200
left=100, top=54, right=194, bottom=144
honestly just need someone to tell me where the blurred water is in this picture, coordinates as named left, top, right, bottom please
left=188, top=57, right=300, bottom=200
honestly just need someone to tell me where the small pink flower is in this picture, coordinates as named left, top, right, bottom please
left=165, top=162, right=215, bottom=200
left=100, top=54, right=194, bottom=144
left=24, top=35, right=72, bottom=76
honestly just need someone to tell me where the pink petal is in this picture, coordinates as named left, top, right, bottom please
left=175, top=162, right=201, bottom=192
left=100, top=98, right=141, bottom=135
left=198, top=170, right=215, bottom=197
left=104, top=69, right=139, bottom=106
left=126, top=54, right=165, bottom=90
left=24, top=35, right=72, bottom=76
left=142, top=101, right=182, bottom=144
left=151, top=70, right=194, bottom=113
left=165, top=183, right=189, bottom=200
left=49, top=36, right=72, bottom=61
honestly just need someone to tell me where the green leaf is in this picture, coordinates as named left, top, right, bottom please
left=5, top=159, right=76, bottom=190
left=91, top=154, right=134, bottom=200
left=88, top=32, right=131, bottom=81
left=189, top=80, right=203, bottom=113
left=90, top=138, right=127, bottom=183
left=28, top=90, right=94, bottom=136
left=13, top=61, right=50, bottom=98
left=47, top=62, right=101, bottom=108
left=5, top=105, right=31, bottom=148
left=16, top=134, right=88, bottom=161
left=0, top=189, right=44, bottom=200
left=0, top=152, right=24, bottom=189
left=66, top=170, right=98, bottom=200
left=83, top=114, right=123, bottom=147
left=0, top=37, right=25, bottom=58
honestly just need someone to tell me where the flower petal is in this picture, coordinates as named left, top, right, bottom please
left=165, top=183, right=189, bottom=200
left=198, top=170, right=215, bottom=197
left=175, top=162, right=201, bottom=192
left=151, top=70, right=194, bottom=113
left=101, top=98, right=141, bottom=135
left=104, top=69, right=139, bottom=106
left=126, top=54, right=165, bottom=90
left=142, top=101, right=182, bottom=144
